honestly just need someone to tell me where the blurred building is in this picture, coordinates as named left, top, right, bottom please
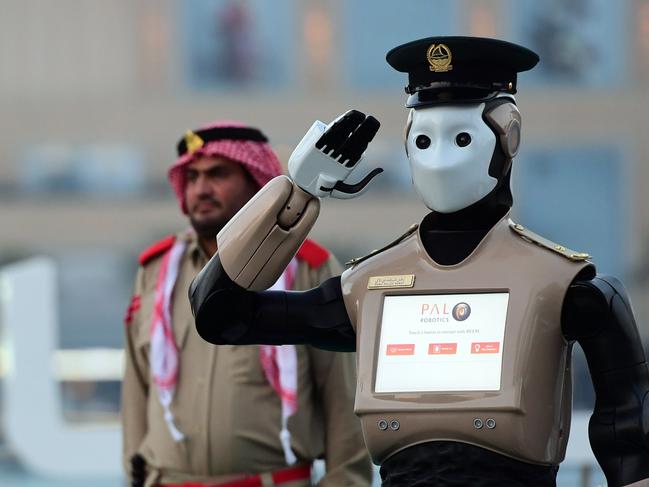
left=1, top=0, right=649, bottom=483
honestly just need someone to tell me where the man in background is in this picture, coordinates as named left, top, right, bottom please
left=121, top=121, right=372, bottom=487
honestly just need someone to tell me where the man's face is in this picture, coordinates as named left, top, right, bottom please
left=184, top=155, right=259, bottom=237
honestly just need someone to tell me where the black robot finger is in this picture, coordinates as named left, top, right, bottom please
left=338, top=116, right=381, bottom=167
left=316, top=110, right=366, bottom=155
left=329, top=113, right=378, bottom=162
left=316, top=110, right=365, bottom=155
left=332, top=167, right=383, bottom=194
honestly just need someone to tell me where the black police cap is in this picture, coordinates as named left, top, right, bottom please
left=386, top=36, right=539, bottom=107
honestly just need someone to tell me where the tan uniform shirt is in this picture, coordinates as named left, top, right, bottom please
left=122, top=231, right=372, bottom=486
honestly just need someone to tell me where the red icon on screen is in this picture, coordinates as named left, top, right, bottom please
left=471, top=342, right=500, bottom=354
left=386, top=344, right=415, bottom=356
left=428, top=343, right=458, bottom=355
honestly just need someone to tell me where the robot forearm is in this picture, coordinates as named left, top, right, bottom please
left=189, top=253, right=355, bottom=351
left=217, top=174, right=320, bottom=291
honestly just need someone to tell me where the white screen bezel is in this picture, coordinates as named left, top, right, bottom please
left=374, top=292, right=509, bottom=394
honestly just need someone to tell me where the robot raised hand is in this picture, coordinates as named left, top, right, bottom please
left=203, top=109, right=381, bottom=291
left=288, top=109, right=382, bottom=199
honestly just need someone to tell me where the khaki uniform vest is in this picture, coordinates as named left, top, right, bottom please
left=341, top=215, right=593, bottom=466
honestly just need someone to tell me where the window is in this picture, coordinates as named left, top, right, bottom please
left=512, top=144, right=626, bottom=277
left=179, top=0, right=297, bottom=90
left=19, top=145, right=145, bottom=197
left=510, top=0, right=628, bottom=86
left=342, top=0, right=457, bottom=89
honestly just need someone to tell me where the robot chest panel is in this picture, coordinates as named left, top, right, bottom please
left=344, top=231, right=580, bottom=464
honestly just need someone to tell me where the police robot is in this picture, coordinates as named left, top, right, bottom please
left=190, top=37, right=649, bottom=487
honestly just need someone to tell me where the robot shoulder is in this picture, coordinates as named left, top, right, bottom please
left=345, top=223, right=419, bottom=268
left=508, top=219, right=591, bottom=262
left=562, top=273, right=638, bottom=343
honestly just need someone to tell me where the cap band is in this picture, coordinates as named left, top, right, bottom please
left=406, top=88, right=502, bottom=108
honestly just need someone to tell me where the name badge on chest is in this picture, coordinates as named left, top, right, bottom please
left=368, top=274, right=416, bottom=289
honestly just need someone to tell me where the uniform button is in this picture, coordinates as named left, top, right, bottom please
left=377, top=419, right=388, bottom=431
left=473, top=418, right=484, bottom=429
left=486, top=418, right=496, bottom=429
left=389, top=420, right=400, bottom=431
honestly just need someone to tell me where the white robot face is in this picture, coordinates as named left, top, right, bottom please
left=406, top=103, right=498, bottom=213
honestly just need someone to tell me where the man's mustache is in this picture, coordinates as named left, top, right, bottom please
left=192, top=195, right=222, bottom=209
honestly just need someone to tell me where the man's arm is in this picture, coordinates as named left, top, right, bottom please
left=309, top=347, right=373, bottom=486
left=121, top=268, right=150, bottom=481
left=297, top=254, right=372, bottom=486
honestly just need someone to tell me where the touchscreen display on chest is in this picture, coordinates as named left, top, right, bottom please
left=374, top=293, right=509, bottom=393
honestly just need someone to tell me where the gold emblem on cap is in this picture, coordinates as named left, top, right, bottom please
left=427, top=43, right=453, bottom=73
left=184, top=130, right=204, bottom=154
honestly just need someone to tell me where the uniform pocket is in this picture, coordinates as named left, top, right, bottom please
left=226, top=345, right=268, bottom=385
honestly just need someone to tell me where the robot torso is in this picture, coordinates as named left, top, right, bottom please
left=341, top=213, right=593, bottom=465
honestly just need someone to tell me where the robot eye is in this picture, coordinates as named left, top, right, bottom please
left=455, top=132, right=472, bottom=147
left=415, top=135, right=431, bottom=149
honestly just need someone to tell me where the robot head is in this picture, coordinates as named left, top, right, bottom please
left=388, top=36, right=538, bottom=213
left=405, top=97, right=521, bottom=213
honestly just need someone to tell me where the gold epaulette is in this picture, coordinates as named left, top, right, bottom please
left=346, top=224, right=419, bottom=267
left=508, top=219, right=591, bottom=262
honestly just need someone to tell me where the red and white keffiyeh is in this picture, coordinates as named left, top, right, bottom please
left=260, top=258, right=299, bottom=465
left=150, top=240, right=299, bottom=465
left=150, top=238, right=188, bottom=442
left=167, top=120, right=283, bottom=215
